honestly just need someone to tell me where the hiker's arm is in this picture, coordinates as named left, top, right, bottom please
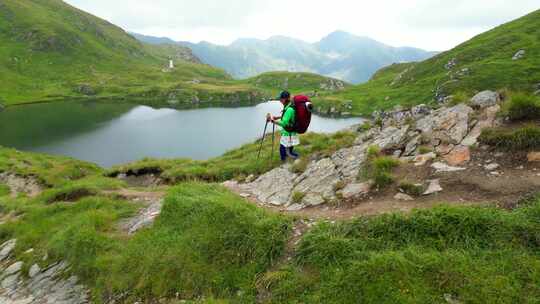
left=273, top=108, right=293, bottom=127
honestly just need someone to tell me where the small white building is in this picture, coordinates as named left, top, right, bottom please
left=169, top=59, right=174, bottom=69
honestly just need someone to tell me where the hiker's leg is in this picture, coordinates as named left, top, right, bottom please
left=287, top=147, right=299, bottom=159
left=279, top=145, right=287, bottom=161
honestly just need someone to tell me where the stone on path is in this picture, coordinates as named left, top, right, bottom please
left=431, top=162, right=466, bottom=173
left=484, top=163, right=500, bottom=171
left=423, top=179, right=443, bottom=195
left=340, top=182, right=371, bottom=200
left=394, top=193, right=414, bottom=201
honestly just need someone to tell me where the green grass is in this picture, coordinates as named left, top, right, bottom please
left=0, top=183, right=10, bottom=197
left=315, top=9, right=540, bottom=115
left=398, top=181, right=425, bottom=197
left=502, top=93, right=540, bottom=121
left=260, top=200, right=540, bottom=303
left=479, top=125, right=540, bottom=150
left=243, top=71, right=350, bottom=97
left=109, top=131, right=358, bottom=183
left=0, top=146, right=102, bottom=187
left=359, top=147, right=401, bottom=189
left=0, top=183, right=291, bottom=302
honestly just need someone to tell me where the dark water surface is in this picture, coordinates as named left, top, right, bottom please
left=0, top=101, right=362, bottom=167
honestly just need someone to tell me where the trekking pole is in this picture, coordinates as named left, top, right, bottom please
left=270, top=123, right=276, bottom=162
left=257, top=120, right=269, bottom=160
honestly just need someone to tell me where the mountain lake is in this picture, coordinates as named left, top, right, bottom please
left=0, top=100, right=362, bottom=167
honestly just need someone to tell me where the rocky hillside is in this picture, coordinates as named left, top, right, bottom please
left=317, top=9, right=540, bottom=115
left=134, top=31, right=436, bottom=84
left=229, top=90, right=539, bottom=211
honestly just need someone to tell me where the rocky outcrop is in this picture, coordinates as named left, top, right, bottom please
left=0, top=173, right=42, bottom=198
left=0, top=240, right=89, bottom=303
left=234, top=102, right=501, bottom=209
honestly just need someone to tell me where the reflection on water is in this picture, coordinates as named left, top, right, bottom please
left=0, top=101, right=362, bottom=167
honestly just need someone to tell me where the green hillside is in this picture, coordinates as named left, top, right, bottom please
left=243, top=71, right=350, bottom=97
left=0, top=0, right=350, bottom=107
left=318, top=9, right=540, bottom=115
left=0, top=0, right=260, bottom=105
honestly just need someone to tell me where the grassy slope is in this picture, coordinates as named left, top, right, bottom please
left=0, top=0, right=256, bottom=105
left=318, top=9, right=540, bottom=115
left=0, top=146, right=539, bottom=303
left=108, top=130, right=358, bottom=183
left=243, top=71, right=350, bottom=96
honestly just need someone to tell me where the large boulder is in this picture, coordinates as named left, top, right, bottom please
left=245, top=166, right=297, bottom=206
left=470, top=90, right=500, bottom=109
left=416, top=104, right=473, bottom=144
left=293, top=158, right=341, bottom=206
left=331, top=145, right=367, bottom=181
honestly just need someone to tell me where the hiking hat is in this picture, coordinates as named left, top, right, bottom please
left=277, top=91, right=291, bottom=100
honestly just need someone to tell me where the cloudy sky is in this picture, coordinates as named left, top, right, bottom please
left=64, top=0, right=538, bottom=51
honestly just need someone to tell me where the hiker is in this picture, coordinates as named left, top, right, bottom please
left=268, top=91, right=300, bottom=162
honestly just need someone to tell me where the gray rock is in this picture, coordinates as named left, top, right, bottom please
left=29, top=264, right=41, bottom=278
left=247, top=166, right=297, bottom=206
left=470, top=90, right=500, bottom=109
left=121, top=199, right=163, bottom=234
left=293, top=158, right=340, bottom=206
left=431, top=162, right=466, bottom=173
left=0, top=239, right=16, bottom=261
left=340, top=183, right=371, bottom=200
left=3, top=261, right=23, bottom=277
left=423, top=179, right=443, bottom=195
left=535, top=89, right=540, bottom=96
left=404, top=135, right=421, bottom=156
left=394, top=193, right=414, bottom=201
left=76, top=84, right=96, bottom=96
left=411, top=104, right=431, bottom=118
left=416, top=104, right=473, bottom=144
left=286, top=204, right=305, bottom=211
left=512, top=49, right=525, bottom=60
left=372, top=125, right=410, bottom=150
left=484, top=163, right=500, bottom=171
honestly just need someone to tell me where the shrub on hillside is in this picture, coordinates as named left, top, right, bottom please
left=359, top=147, right=400, bottom=189
left=479, top=126, right=540, bottom=150
left=503, top=93, right=540, bottom=121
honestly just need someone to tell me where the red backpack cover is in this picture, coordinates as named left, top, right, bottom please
left=286, top=95, right=313, bottom=134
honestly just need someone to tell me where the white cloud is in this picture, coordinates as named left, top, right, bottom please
left=64, top=0, right=539, bottom=50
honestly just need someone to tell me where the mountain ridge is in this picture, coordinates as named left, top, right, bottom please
left=132, top=31, right=437, bottom=83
